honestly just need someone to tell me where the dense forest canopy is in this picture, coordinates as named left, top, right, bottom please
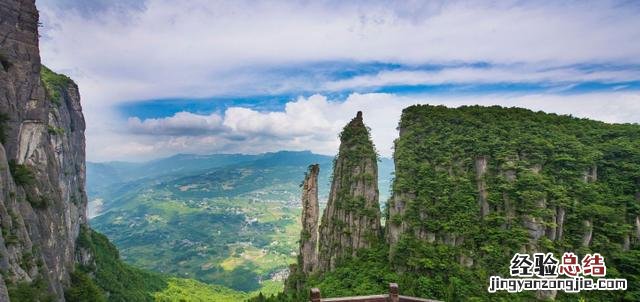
left=275, top=105, right=640, bottom=302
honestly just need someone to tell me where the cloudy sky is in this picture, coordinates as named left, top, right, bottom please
left=36, top=0, right=640, bottom=162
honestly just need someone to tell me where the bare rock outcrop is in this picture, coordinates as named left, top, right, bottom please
left=0, top=0, right=88, bottom=300
left=475, top=156, right=490, bottom=218
left=299, top=164, right=320, bottom=275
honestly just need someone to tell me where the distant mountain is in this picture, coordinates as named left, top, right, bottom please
left=86, top=153, right=258, bottom=199
left=87, top=151, right=394, bottom=214
left=85, top=151, right=394, bottom=292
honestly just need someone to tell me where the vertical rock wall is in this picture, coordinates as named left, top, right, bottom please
left=475, top=156, right=490, bottom=218
left=299, top=164, right=319, bottom=275
left=386, top=105, right=640, bottom=301
left=0, top=0, right=88, bottom=300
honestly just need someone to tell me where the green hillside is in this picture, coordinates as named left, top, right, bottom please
left=86, top=151, right=393, bottom=294
left=65, top=226, right=253, bottom=302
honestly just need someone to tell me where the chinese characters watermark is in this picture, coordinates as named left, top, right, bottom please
left=489, top=252, right=626, bottom=293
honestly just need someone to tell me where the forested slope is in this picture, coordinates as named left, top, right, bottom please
left=278, top=105, right=640, bottom=302
left=386, top=105, right=640, bottom=301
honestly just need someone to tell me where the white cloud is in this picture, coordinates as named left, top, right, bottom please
left=88, top=91, right=640, bottom=161
left=38, top=0, right=640, bottom=105
left=34, top=1, right=640, bottom=161
left=324, top=66, right=640, bottom=91
left=128, top=111, right=224, bottom=135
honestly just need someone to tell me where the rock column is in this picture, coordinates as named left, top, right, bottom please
left=318, top=112, right=381, bottom=272
left=299, top=164, right=320, bottom=274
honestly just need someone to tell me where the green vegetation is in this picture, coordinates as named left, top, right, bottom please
left=26, top=194, right=50, bottom=209
left=87, top=151, right=396, bottom=294
left=7, top=277, right=55, bottom=302
left=385, top=105, right=640, bottom=301
left=47, top=125, right=65, bottom=136
left=65, top=268, right=107, bottom=302
left=257, top=246, right=399, bottom=302
left=73, top=226, right=258, bottom=302
left=335, top=114, right=379, bottom=202
left=153, top=278, right=250, bottom=302
left=87, top=152, right=337, bottom=203
left=306, top=245, right=396, bottom=298
left=337, top=113, right=378, bottom=164
left=278, top=105, right=640, bottom=302
left=92, top=194, right=298, bottom=293
left=9, top=160, right=35, bottom=186
left=41, top=65, right=73, bottom=106
left=76, top=226, right=167, bottom=301
left=5, top=246, right=53, bottom=301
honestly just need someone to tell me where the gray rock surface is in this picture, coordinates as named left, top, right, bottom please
left=0, top=0, right=88, bottom=300
left=299, top=164, right=319, bottom=275
left=475, top=156, right=490, bottom=218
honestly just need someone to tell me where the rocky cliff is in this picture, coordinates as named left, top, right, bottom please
left=318, top=111, right=381, bottom=272
left=0, top=0, right=88, bottom=300
left=299, top=164, right=320, bottom=275
left=286, top=106, right=639, bottom=300
left=286, top=164, right=321, bottom=292
left=386, top=104, right=640, bottom=300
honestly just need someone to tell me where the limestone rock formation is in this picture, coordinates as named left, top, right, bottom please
left=318, top=111, right=381, bottom=272
left=286, top=164, right=321, bottom=292
left=299, top=164, right=319, bottom=275
left=385, top=104, right=640, bottom=300
left=287, top=105, right=640, bottom=301
left=0, top=0, right=88, bottom=300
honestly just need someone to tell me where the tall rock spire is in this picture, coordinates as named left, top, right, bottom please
left=299, top=164, right=320, bottom=274
left=318, top=111, right=381, bottom=272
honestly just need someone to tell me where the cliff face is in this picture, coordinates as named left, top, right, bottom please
left=287, top=106, right=639, bottom=300
left=0, top=0, right=87, bottom=300
left=387, top=104, right=640, bottom=299
left=299, top=164, right=320, bottom=275
left=318, top=111, right=381, bottom=272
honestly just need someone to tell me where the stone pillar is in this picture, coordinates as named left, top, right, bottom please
left=318, top=111, right=381, bottom=272
left=299, top=164, right=320, bottom=274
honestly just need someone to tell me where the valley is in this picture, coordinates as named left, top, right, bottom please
left=86, top=151, right=393, bottom=295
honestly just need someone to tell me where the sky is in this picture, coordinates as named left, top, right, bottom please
left=36, top=0, right=640, bottom=162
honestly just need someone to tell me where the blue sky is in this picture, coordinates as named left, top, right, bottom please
left=36, top=0, right=640, bottom=161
